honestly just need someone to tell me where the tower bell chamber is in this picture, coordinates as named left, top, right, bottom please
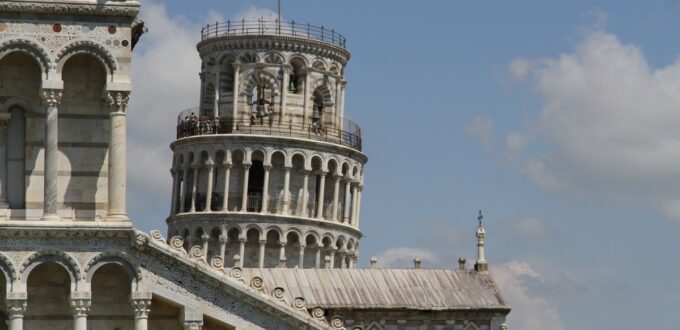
left=168, top=21, right=366, bottom=269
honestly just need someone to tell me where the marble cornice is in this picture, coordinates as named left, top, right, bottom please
left=197, top=34, right=351, bottom=65
left=0, top=1, right=140, bottom=17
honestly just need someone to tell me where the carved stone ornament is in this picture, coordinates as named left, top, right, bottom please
left=500, top=324, right=508, bottom=330
left=133, top=233, right=148, bottom=251
left=250, top=276, right=264, bottom=292
left=6, top=299, right=27, bottom=317
left=0, top=2, right=140, bottom=17
left=130, top=298, right=152, bottom=318
left=183, top=320, right=203, bottom=330
left=272, top=287, right=286, bottom=300
left=40, top=89, right=62, bottom=107
left=210, top=256, right=223, bottom=269
left=169, top=236, right=185, bottom=250
left=70, top=298, right=91, bottom=317
left=189, top=245, right=204, bottom=260
left=149, top=230, right=165, bottom=243
left=311, top=307, right=325, bottom=320
left=106, top=91, right=131, bottom=112
left=330, top=315, right=345, bottom=330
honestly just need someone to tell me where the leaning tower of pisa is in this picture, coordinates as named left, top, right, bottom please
left=168, top=20, right=365, bottom=269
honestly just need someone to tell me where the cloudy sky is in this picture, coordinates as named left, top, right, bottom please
left=126, top=1, right=680, bottom=329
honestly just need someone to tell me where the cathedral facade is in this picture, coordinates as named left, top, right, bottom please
left=0, top=1, right=510, bottom=329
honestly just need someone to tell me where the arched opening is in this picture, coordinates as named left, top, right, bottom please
left=211, top=150, right=226, bottom=211
left=182, top=152, right=195, bottom=212
left=208, top=227, right=221, bottom=262
left=0, top=52, right=41, bottom=212
left=61, top=53, right=108, bottom=220
left=0, top=267, right=8, bottom=327
left=321, top=237, right=333, bottom=268
left=285, top=232, right=301, bottom=268
left=182, top=228, right=190, bottom=252
left=268, top=152, right=286, bottom=214
left=303, top=234, right=318, bottom=268
left=7, top=106, right=26, bottom=209
left=229, top=150, right=244, bottom=211
left=243, top=228, right=260, bottom=268
left=204, top=315, right=235, bottom=330
left=288, top=57, right=305, bottom=95
left=339, top=163, right=351, bottom=223
left=89, top=263, right=134, bottom=329
left=264, top=230, right=281, bottom=268
left=335, top=238, right=346, bottom=269
left=25, top=262, right=73, bottom=329
left=247, top=83, right=274, bottom=126
left=325, top=159, right=339, bottom=220
left=312, top=60, right=326, bottom=71
left=196, top=151, right=210, bottom=212
left=310, top=156, right=323, bottom=218
left=218, top=56, right=236, bottom=130
left=247, top=151, right=265, bottom=212
left=194, top=227, right=206, bottom=251
left=289, top=154, right=306, bottom=216
left=225, top=227, right=240, bottom=267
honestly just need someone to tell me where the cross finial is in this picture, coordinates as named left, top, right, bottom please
left=477, top=210, right=483, bottom=228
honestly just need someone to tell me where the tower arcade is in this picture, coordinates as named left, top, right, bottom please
left=168, top=20, right=366, bottom=269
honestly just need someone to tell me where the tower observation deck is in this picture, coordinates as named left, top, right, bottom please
left=168, top=20, right=366, bottom=270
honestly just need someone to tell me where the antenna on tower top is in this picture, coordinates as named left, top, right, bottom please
left=477, top=210, right=483, bottom=228
left=277, top=0, right=281, bottom=23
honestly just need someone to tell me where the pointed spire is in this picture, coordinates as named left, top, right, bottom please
left=474, top=210, right=488, bottom=272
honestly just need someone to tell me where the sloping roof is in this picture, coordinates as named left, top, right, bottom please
left=241, top=268, right=509, bottom=311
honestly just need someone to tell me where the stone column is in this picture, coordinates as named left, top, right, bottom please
left=70, top=293, right=91, bottom=330
left=7, top=297, right=27, bottom=330
left=303, top=71, right=311, bottom=124
left=170, top=168, right=179, bottom=215
left=106, top=91, right=130, bottom=221
left=338, top=251, right=346, bottom=269
left=40, top=89, right=62, bottom=221
left=214, top=71, right=221, bottom=119
left=130, top=291, right=152, bottom=330
left=218, top=235, right=227, bottom=265
left=180, top=166, right=189, bottom=212
left=281, top=166, right=291, bottom=215
left=299, top=244, right=305, bottom=268
left=261, top=165, right=271, bottom=214
left=315, top=245, right=322, bottom=268
left=231, top=62, right=241, bottom=131
left=221, top=163, right=231, bottom=211
left=329, top=249, right=336, bottom=269
left=301, top=171, right=309, bottom=217
left=355, top=185, right=363, bottom=228
left=240, top=164, right=250, bottom=212
left=238, top=238, right=246, bottom=266
left=278, top=241, right=286, bottom=268
left=190, top=164, right=199, bottom=212
left=339, top=80, right=347, bottom=131
left=201, top=234, right=209, bottom=262
left=258, top=239, right=266, bottom=268
left=331, top=174, right=340, bottom=221
left=204, top=161, right=214, bottom=212
left=280, top=67, right=289, bottom=124
left=316, top=171, right=326, bottom=219
left=350, top=184, right=359, bottom=225
left=0, top=119, right=9, bottom=208
left=343, top=179, right=351, bottom=223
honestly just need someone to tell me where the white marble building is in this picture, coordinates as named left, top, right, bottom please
left=0, top=1, right=510, bottom=329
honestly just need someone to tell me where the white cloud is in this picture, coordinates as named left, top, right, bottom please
left=374, top=247, right=441, bottom=268
left=507, top=29, right=680, bottom=219
left=493, top=261, right=565, bottom=330
left=466, top=115, right=494, bottom=150
left=126, top=0, right=205, bottom=227
left=503, top=217, right=553, bottom=240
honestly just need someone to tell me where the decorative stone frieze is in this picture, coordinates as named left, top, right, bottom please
left=0, top=2, right=140, bottom=17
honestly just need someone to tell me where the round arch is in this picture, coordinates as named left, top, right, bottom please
left=0, top=38, right=52, bottom=75
left=55, top=40, right=116, bottom=79
left=20, top=251, right=81, bottom=286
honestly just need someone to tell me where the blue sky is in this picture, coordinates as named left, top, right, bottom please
left=126, top=1, right=680, bottom=329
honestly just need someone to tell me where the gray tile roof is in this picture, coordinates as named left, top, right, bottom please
left=241, top=268, right=510, bottom=310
